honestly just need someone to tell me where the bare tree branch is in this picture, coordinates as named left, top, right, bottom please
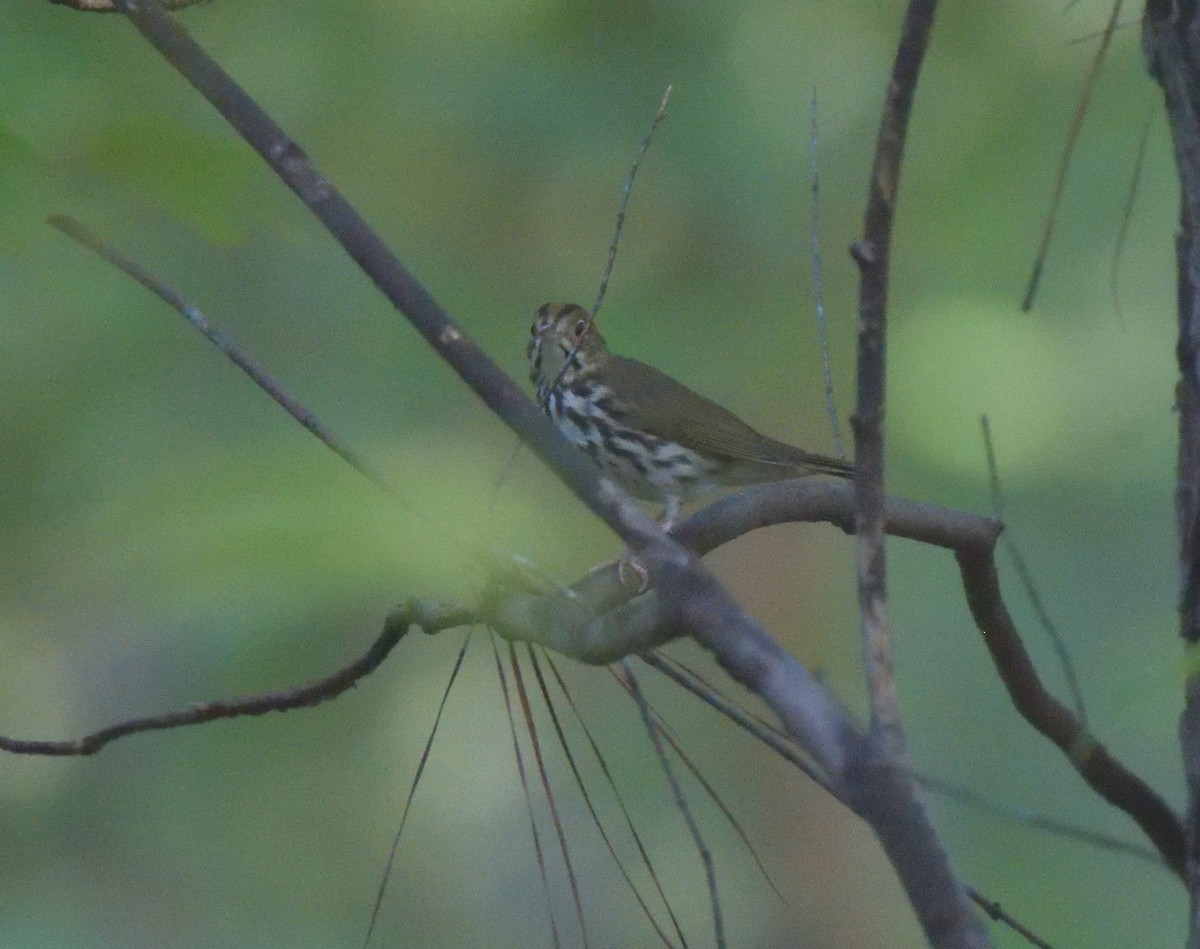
left=967, top=889, right=1053, bottom=949
left=843, top=0, right=991, bottom=943
left=1, top=475, right=1181, bottom=887
left=956, top=545, right=1184, bottom=878
left=33, top=1, right=1179, bottom=943
left=1022, top=0, right=1125, bottom=311
left=46, top=0, right=205, bottom=9
left=851, top=0, right=930, bottom=744
left=0, top=599, right=470, bottom=756
left=41, top=2, right=986, bottom=942
left=1139, top=1, right=1200, bottom=923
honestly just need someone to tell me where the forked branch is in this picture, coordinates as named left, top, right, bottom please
left=22, top=0, right=1185, bottom=945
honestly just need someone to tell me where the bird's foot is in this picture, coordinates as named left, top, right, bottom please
left=614, top=513, right=675, bottom=594
left=616, top=549, right=651, bottom=593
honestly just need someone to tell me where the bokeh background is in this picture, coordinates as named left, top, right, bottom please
left=0, top=1, right=1181, bottom=946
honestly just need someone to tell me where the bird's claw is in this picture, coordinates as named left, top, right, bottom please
left=616, top=549, right=651, bottom=594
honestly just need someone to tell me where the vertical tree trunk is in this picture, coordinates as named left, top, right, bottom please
left=1143, top=4, right=1200, bottom=941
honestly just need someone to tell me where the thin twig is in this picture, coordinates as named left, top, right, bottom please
left=980, top=416, right=1087, bottom=725
left=47, top=215, right=397, bottom=496
left=363, top=632, right=473, bottom=949
left=918, top=773, right=1162, bottom=867
left=809, top=90, right=846, bottom=459
left=1110, top=108, right=1155, bottom=328
left=508, top=642, right=590, bottom=948
left=0, top=599, right=468, bottom=756
left=851, top=0, right=932, bottom=740
left=640, top=652, right=834, bottom=794
left=48, top=213, right=558, bottom=595
left=496, top=85, right=671, bottom=538
left=490, top=635, right=561, bottom=949
left=591, top=85, right=673, bottom=319
left=1022, top=0, right=1125, bottom=311
left=526, top=647, right=678, bottom=948
left=1064, top=18, right=1136, bottom=46
left=548, top=86, right=674, bottom=396
left=967, top=889, right=1054, bottom=949
left=542, top=652, right=688, bottom=947
left=618, top=660, right=724, bottom=949
left=848, top=1, right=994, bottom=941
left=623, top=670, right=791, bottom=905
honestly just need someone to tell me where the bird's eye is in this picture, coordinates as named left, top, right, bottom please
left=574, top=319, right=587, bottom=336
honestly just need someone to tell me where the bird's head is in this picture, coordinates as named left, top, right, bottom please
left=528, top=302, right=607, bottom=384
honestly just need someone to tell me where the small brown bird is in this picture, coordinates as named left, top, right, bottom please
left=528, top=302, right=852, bottom=526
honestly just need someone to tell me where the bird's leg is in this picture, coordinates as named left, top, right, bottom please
left=616, top=496, right=680, bottom=592
left=661, top=495, right=682, bottom=531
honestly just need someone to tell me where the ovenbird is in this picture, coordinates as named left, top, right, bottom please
left=528, top=302, right=853, bottom=526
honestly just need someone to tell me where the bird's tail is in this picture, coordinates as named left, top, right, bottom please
left=804, top=452, right=854, bottom=479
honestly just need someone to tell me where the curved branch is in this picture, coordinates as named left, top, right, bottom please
left=40, top=1, right=1175, bottom=943
left=0, top=476, right=1182, bottom=881
left=956, top=546, right=1185, bottom=878
left=489, top=479, right=1184, bottom=877
left=90, top=0, right=883, bottom=884
left=47, top=0, right=205, bottom=10
left=0, top=599, right=469, bottom=756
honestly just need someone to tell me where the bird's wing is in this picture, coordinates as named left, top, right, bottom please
left=609, top=355, right=787, bottom=463
left=604, top=354, right=846, bottom=472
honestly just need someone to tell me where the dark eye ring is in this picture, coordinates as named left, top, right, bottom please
left=574, top=319, right=586, bottom=336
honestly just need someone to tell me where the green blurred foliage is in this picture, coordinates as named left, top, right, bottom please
left=0, top=1, right=1183, bottom=947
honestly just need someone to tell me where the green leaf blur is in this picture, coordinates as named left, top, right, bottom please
left=0, top=1, right=1182, bottom=947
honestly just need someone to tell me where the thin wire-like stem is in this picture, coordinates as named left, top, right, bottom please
left=967, top=889, right=1053, bottom=949
left=980, top=416, right=1087, bottom=725
left=48, top=214, right=570, bottom=596
left=622, top=667, right=789, bottom=905
left=487, top=438, right=525, bottom=521
left=809, top=91, right=846, bottom=459
left=496, top=86, right=671, bottom=533
left=645, top=652, right=1159, bottom=869
left=591, top=85, right=674, bottom=319
left=547, top=87, right=675, bottom=398
left=490, top=635, right=562, bottom=949
left=363, top=632, right=472, bottom=949
left=640, top=653, right=834, bottom=793
left=618, top=660, right=725, bottom=949
left=0, top=599, right=469, bottom=756
left=525, top=647, right=678, bottom=948
left=1110, top=108, right=1155, bottom=328
left=542, top=653, right=689, bottom=947
left=508, top=642, right=590, bottom=948
left=1065, top=18, right=1136, bottom=45
left=47, top=215, right=396, bottom=496
left=1022, top=0, right=1125, bottom=311
left=919, top=773, right=1161, bottom=866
